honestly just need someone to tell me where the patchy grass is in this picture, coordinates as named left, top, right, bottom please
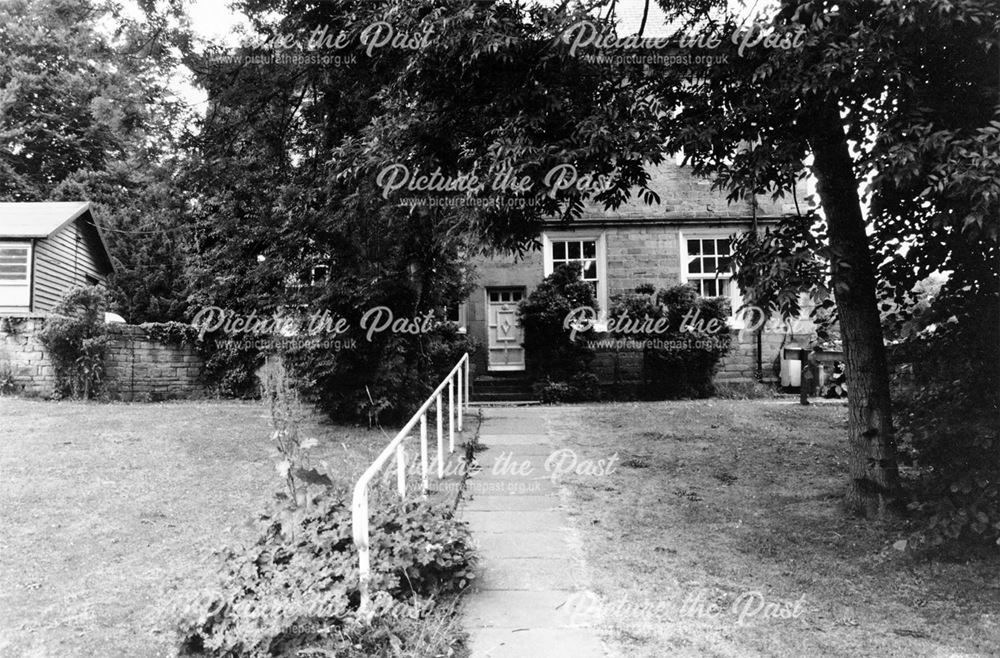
left=550, top=400, right=1000, bottom=658
left=0, top=398, right=443, bottom=658
left=712, top=381, right=782, bottom=400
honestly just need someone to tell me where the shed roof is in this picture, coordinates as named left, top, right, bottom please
left=0, top=201, right=92, bottom=237
left=0, top=202, right=114, bottom=273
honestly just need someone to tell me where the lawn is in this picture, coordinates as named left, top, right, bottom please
left=0, top=398, right=398, bottom=658
left=549, top=399, right=1000, bottom=658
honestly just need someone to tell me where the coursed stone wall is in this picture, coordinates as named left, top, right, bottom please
left=586, top=329, right=810, bottom=386
left=0, top=317, right=204, bottom=401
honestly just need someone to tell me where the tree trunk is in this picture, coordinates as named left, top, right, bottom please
left=806, top=102, right=900, bottom=518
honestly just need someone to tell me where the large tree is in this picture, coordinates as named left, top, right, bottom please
left=635, top=0, right=998, bottom=516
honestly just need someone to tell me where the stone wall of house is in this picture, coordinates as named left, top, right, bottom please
left=0, top=317, right=204, bottom=401
left=604, top=224, right=682, bottom=296
left=586, top=328, right=812, bottom=387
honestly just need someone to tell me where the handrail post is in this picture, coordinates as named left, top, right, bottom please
left=396, top=443, right=406, bottom=498
left=354, top=489, right=371, bottom=611
left=448, top=379, right=455, bottom=452
left=436, top=393, right=444, bottom=478
left=457, top=366, right=463, bottom=432
left=420, top=412, right=429, bottom=496
left=465, top=355, right=470, bottom=413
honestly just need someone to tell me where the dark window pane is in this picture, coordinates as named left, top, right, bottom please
left=689, top=258, right=702, bottom=274
left=704, top=280, right=717, bottom=296
left=687, top=239, right=701, bottom=256
left=583, top=241, right=596, bottom=258
left=583, top=260, right=597, bottom=280
left=704, top=240, right=715, bottom=255
left=704, top=258, right=717, bottom=274
left=568, top=242, right=581, bottom=259
left=718, top=239, right=731, bottom=255
left=553, top=242, right=566, bottom=260
left=718, top=256, right=732, bottom=273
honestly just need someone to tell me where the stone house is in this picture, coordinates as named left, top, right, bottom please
left=457, top=162, right=816, bottom=399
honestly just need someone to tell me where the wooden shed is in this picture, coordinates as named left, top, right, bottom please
left=0, top=202, right=114, bottom=314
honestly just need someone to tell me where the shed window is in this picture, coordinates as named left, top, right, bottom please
left=0, top=242, right=31, bottom=310
left=0, top=246, right=29, bottom=283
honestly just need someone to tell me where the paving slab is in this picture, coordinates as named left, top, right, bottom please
left=472, top=557, right=582, bottom=591
left=461, top=406, right=608, bottom=658
left=477, top=432, right=554, bottom=445
left=460, top=495, right=564, bottom=512
left=474, top=442, right=556, bottom=456
left=464, top=510, right=566, bottom=534
left=469, top=628, right=607, bottom=658
left=462, top=590, right=578, bottom=628
left=461, top=479, right=558, bottom=497
left=469, top=530, right=572, bottom=559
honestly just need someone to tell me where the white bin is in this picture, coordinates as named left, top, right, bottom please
left=780, top=343, right=803, bottom=388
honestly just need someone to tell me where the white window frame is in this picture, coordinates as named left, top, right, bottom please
left=0, top=241, right=32, bottom=310
left=678, top=229, right=743, bottom=326
left=542, top=231, right=608, bottom=318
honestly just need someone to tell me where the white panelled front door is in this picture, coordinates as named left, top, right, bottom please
left=486, top=288, right=525, bottom=371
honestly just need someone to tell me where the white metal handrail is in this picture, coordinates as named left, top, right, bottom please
left=352, top=353, right=471, bottom=611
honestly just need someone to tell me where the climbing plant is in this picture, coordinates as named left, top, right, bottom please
left=38, top=285, right=109, bottom=399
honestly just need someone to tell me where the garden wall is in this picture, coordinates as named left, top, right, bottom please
left=588, top=329, right=808, bottom=386
left=0, top=317, right=204, bottom=401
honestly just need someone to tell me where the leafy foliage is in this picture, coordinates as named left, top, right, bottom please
left=893, top=288, right=1000, bottom=550
left=0, top=0, right=186, bottom=201
left=730, top=213, right=836, bottom=338
left=0, top=360, right=16, bottom=395
left=176, top=496, right=476, bottom=657
left=517, top=263, right=597, bottom=383
left=609, top=284, right=733, bottom=399
left=257, top=357, right=332, bottom=506
left=817, top=361, right=847, bottom=399
left=533, top=372, right=602, bottom=404
left=288, top=322, right=475, bottom=426
left=37, top=286, right=109, bottom=399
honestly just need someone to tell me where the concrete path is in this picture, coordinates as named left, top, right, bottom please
left=459, top=406, right=607, bottom=658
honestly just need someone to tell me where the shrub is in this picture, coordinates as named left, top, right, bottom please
left=533, top=372, right=601, bottom=403
left=609, top=284, right=733, bottom=399
left=517, top=263, right=597, bottom=382
left=176, top=496, right=476, bottom=657
left=892, top=289, right=1000, bottom=551
left=0, top=360, right=16, bottom=395
left=288, top=322, right=475, bottom=426
left=38, top=285, right=108, bottom=399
